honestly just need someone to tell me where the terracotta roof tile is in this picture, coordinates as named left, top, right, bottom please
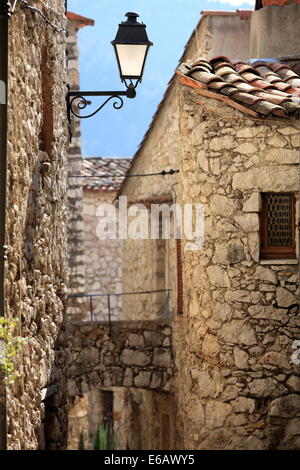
left=215, top=64, right=237, bottom=75
left=276, top=68, right=299, bottom=81
left=208, top=81, right=231, bottom=91
left=188, top=69, right=220, bottom=84
left=286, top=77, right=300, bottom=88
left=240, top=71, right=262, bottom=82
left=221, top=85, right=242, bottom=96
left=67, top=11, right=95, bottom=26
left=81, top=157, right=131, bottom=191
left=210, top=56, right=232, bottom=65
left=235, top=63, right=258, bottom=74
left=192, top=59, right=213, bottom=71
left=221, top=73, right=246, bottom=84
left=287, top=88, right=300, bottom=97
left=262, top=74, right=282, bottom=84
left=234, top=82, right=259, bottom=93
left=252, top=91, right=291, bottom=105
left=268, top=88, right=291, bottom=97
left=230, top=91, right=262, bottom=105
left=250, top=79, right=275, bottom=90
left=269, top=62, right=289, bottom=73
left=179, top=57, right=300, bottom=118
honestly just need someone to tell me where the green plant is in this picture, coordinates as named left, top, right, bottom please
left=93, top=422, right=119, bottom=450
left=78, top=432, right=85, bottom=450
left=0, top=318, right=24, bottom=383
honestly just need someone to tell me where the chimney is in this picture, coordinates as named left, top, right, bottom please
left=250, top=2, right=300, bottom=73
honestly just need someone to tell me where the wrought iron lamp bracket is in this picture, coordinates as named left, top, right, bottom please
left=66, top=86, right=136, bottom=123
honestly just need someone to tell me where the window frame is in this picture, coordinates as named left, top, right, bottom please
left=259, top=192, right=296, bottom=260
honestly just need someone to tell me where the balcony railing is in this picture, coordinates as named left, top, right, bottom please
left=69, top=289, right=172, bottom=334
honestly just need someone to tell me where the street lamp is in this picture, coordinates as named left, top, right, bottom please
left=67, top=12, right=153, bottom=125
left=112, top=12, right=153, bottom=89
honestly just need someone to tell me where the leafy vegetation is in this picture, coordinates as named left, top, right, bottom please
left=0, top=318, right=24, bottom=383
left=78, top=422, right=119, bottom=450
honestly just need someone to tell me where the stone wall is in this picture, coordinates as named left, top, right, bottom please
left=250, top=4, right=300, bottom=62
left=67, top=17, right=86, bottom=319
left=67, top=318, right=175, bottom=450
left=120, top=10, right=251, bottom=323
left=121, top=86, right=180, bottom=321
left=118, top=10, right=252, bottom=450
left=6, top=0, right=69, bottom=450
left=197, top=13, right=251, bottom=62
left=175, top=84, right=300, bottom=449
left=113, top=387, right=175, bottom=450
left=67, top=320, right=174, bottom=396
left=82, top=190, right=122, bottom=321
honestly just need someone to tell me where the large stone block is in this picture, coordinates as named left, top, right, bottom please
left=248, top=305, right=286, bottom=321
left=213, top=240, right=246, bottom=265
left=233, top=347, right=249, bottom=369
left=202, top=334, right=221, bottom=356
left=205, top=401, right=232, bottom=429
left=220, top=321, right=256, bottom=345
left=232, top=397, right=255, bottom=414
left=144, top=331, right=163, bottom=346
left=120, top=349, right=151, bottom=367
left=265, top=148, right=298, bottom=164
left=248, top=378, right=286, bottom=398
left=269, top=395, right=300, bottom=418
left=128, top=333, right=145, bottom=347
left=235, top=142, right=258, bottom=155
left=207, top=266, right=230, bottom=288
left=209, top=135, right=237, bottom=151
left=234, top=213, right=259, bottom=233
left=211, top=195, right=236, bottom=216
left=134, top=371, right=151, bottom=388
left=252, top=266, right=277, bottom=284
left=150, top=371, right=163, bottom=389
left=197, top=370, right=223, bottom=398
left=261, top=351, right=289, bottom=369
left=225, top=290, right=262, bottom=304
left=276, top=287, right=297, bottom=308
left=232, top=166, right=298, bottom=192
left=186, top=397, right=205, bottom=426
left=242, top=192, right=261, bottom=212
left=286, top=376, right=300, bottom=393
left=153, top=348, right=172, bottom=368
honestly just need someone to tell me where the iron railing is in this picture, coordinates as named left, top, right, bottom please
left=69, top=289, right=172, bottom=334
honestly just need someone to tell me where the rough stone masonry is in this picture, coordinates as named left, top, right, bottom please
left=175, top=84, right=300, bottom=450
left=67, top=320, right=174, bottom=397
left=5, top=0, right=69, bottom=450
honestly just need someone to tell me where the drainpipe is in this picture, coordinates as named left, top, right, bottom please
left=0, top=0, right=10, bottom=452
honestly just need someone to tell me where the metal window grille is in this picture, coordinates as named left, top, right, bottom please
left=260, top=192, right=296, bottom=260
left=266, top=193, right=293, bottom=247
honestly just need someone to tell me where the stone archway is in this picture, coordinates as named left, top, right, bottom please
left=67, top=319, right=174, bottom=449
left=67, top=319, right=174, bottom=397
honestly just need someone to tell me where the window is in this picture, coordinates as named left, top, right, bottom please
left=260, top=192, right=296, bottom=260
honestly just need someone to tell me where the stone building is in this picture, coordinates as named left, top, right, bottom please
left=65, top=11, right=134, bottom=449
left=119, top=5, right=300, bottom=449
left=67, top=157, right=132, bottom=450
left=81, top=157, right=130, bottom=321
left=67, top=11, right=94, bottom=320
left=1, top=0, right=69, bottom=450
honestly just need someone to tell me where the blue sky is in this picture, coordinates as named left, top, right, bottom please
left=68, top=0, right=254, bottom=157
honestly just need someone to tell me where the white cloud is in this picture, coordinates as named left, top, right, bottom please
left=208, top=0, right=255, bottom=6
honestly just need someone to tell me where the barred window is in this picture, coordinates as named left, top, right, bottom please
left=260, top=192, right=296, bottom=260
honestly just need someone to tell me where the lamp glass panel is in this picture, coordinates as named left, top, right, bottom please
left=116, top=44, right=148, bottom=77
